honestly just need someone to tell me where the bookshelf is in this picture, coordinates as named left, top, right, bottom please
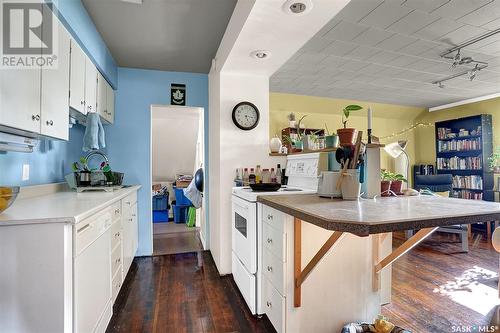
left=435, top=114, right=493, bottom=201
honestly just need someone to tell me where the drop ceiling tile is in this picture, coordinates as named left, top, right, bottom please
left=398, top=40, right=440, bottom=56
left=387, top=10, right=440, bottom=35
left=300, top=37, right=333, bottom=53
left=320, top=55, right=347, bottom=67
left=293, top=52, right=328, bottom=65
left=351, top=27, right=394, bottom=46
left=477, top=39, right=500, bottom=54
left=359, top=2, right=413, bottom=29
left=387, top=54, right=420, bottom=67
left=359, top=64, right=387, bottom=75
left=458, top=1, right=500, bottom=27
left=412, top=18, right=464, bottom=41
left=482, top=17, right=500, bottom=30
left=335, top=0, right=384, bottom=22
left=403, top=0, right=450, bottom=13
left=322, top=40, right=359, bottom=57
left=339, top=59, right=371, bottom=72
left=438, top=25, right=489, bottom=46
left=345, top=45, right=381, bottom=60
left=375, top=34, right=418, bottom=51
left=322, top=21, right=368, bottom=42
left=431, top=0, right=493, bottom=20
left=368, top=51, right=400, bottom=64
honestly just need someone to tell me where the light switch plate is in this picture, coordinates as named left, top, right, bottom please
left=22, top=164, right=29, bottom=181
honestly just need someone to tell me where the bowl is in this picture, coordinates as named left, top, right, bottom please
left=0, top=186, right=19, bottom=214
left=249, top=183, right=281, bottom=192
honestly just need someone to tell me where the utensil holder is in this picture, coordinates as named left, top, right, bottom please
left=341, top=169, right=361, bottom=200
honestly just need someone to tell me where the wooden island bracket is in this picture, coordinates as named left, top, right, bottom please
left=294, top=218, right=344, bottom=307
left=372, top=227, right=439, bottom=291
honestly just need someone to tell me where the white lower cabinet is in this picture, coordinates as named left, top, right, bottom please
left=0, top=189, right=139, bottom=333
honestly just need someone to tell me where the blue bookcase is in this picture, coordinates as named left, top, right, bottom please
left=435, top=114, right=493, bottom=201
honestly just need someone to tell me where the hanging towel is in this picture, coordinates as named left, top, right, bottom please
left=184, top=178, right=202, bottom=208
left=83, top=113, right=106, bottom=152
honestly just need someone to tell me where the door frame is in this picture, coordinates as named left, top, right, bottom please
left=149, top=104, right=208, bottom=252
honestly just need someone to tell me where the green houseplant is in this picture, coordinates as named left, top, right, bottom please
left=488, top=148, right=500, bottom=173
left=337, top=104, right=363, bottom=145
left=381, top=170, right=407, bottom=195
left=324, top=123, right=339, bottom=148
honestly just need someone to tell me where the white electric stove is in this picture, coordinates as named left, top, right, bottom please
left=231, top=153, right=328, bottom=315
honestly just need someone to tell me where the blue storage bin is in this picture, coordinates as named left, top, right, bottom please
left=153, top=194, right=168, bottom=210
left=153, top=210, right=169, bottom=223
left=174, top=188, right=192, bottom=206
left=173, top=205, right=189, bottom=224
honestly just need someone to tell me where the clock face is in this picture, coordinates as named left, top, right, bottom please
left=232, top=102, right=260, bottom=130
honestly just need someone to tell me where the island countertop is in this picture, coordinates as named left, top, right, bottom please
left=257, top=194, right=500, bottom=236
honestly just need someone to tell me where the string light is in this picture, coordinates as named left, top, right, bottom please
left=379, top=122, right=433, bottom=140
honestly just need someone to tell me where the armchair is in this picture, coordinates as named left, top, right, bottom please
left=413, top=174, right=468, bottom=252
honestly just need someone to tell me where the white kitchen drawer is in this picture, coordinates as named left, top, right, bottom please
left=110, top=219, right=122, bottom=250
left=263, top=276, right=286, bottom=333
left=263, top=221, right=286, bottom=262
left=111, top=243, right=122, bottom=278
left=231, top=252, right=256, bottom=314
left=262, top=205, right=285, bottom=232
left=74, top=209, right=112, bottom=256
left=122, top=192, right=138, bottom=211
left=262, top=247, right=285, bottom=295
left=111, top=269, right=122, bottom=303
left=110, top=201, right=121, bottom=222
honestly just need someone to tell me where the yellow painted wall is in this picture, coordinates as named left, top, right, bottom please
left=414, top=97, right=500, bottom=164
left=269, top=93, right=425, bottom=172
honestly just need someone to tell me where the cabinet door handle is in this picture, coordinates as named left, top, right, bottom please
left=81, top=100, right=85, bottom=105
left=267, top=214, right=273, bottom=220
left=266, top=301, right=272, bottom=308
left=46, top=120, right=53, bottom=126
left=32, top=114, right=40, bottom=121
left=77, top=223, right=91, bottom=233
left=115, top=209, right=120, bottom=214
left=267, top=238, right=273, bottom=244
left=128, top=218, right=133, bottom=222
left=267, top=266, right=273, bottom=272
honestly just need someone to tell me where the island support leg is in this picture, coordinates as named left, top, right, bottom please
left=373, top=227, right=438, bottom=291
left=294, top=218, right=344, bottom=307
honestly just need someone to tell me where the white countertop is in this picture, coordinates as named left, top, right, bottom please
left=0, top=185, right=141, bottom=226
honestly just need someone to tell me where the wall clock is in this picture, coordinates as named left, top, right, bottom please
left=232, top=101, right=260, bottom=131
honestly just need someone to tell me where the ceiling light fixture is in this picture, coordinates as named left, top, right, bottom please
left=120, top=0, right=143, bottom=3
left=282, top=0, right=313, bottom=15
left=451, top=49, right=461, bottom=68
left=469, top=64, right=480, bottom=81
left=250, top=50, right=271, bottom=60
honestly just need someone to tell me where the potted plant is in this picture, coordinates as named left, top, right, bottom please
left=389, top=173, right=407, bottom=194
left=337, top=104, right=363, bottom=146
left=288, top=112, right=296, bottom=128
left=380, top=170, right=392, bottom=197
left=489, top=148, right=500, bottom=173
left=324, top=123, right=339, bottom=148
left=283, top=134, right=303, bottom=153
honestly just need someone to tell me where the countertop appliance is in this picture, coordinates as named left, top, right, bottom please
left=231, top=152, right=327, bottom=315
left=317, top=171, right=342, bottom=198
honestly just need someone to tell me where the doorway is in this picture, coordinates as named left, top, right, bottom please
left=150, top=105, right=205, bottom=256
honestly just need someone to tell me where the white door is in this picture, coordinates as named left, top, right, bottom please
left=40, top=17, right=70, bottom=140
left=97, top=72, right=107, bottom=121
left=105, top=82, right=115, bottom=124
left=84, top=59, right=97, bottom=115
left=69, top=40, right=86, bottom=114
left=0, top=2, right=42, bottom=134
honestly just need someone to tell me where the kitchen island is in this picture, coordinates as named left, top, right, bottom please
left=256, top=194, right=500, bottom=333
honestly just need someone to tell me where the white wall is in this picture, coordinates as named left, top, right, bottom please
left=210, top=71, right=277, bottom=274
left=151, top=106, right=202, bottom=182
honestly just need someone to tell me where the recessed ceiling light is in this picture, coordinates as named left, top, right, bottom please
left=282, top=0, right=313, bottom=15
left=250, top=50, right=271, bottom=60
left=120, top=0, right=143, bottom=4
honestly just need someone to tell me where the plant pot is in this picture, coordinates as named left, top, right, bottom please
left=269, top=136, right=282, bottom=153
left=302, top=136, right=316, bottom=151
left=289, top=120, right=296, bottom=128
left=325, top=135, right=339, bottom=148
left=341, top=169, right=361, bottom=200
left=337, top=128, right=357, bottom=146
left=390, top=180, right=403, bottom=195
left=381, top=180, right=392, bottom=197
left=292, top=141, right=303, bottom=152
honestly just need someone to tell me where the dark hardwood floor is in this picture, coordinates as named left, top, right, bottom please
left=106, top=251, right=275, bottom=333
left=382, top=231, right=500, bottom=333
left=108, top=231, right=500, bottom=333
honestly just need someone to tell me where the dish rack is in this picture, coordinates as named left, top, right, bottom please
left=67, top=171, right=125, bottom=192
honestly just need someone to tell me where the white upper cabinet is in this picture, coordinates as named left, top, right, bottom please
left=97, top=73, right=115, bottom=124
left=69, top=40, right=86, bottom=115
left=106, top=83, right=115, bottom=124
left=84, top=58, right=97, bottom=115
left=0, top=3, right=42, bottom=135
left=41, top=13, right=71, bottom=141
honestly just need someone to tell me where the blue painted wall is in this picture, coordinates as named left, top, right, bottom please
left=0, top=126, right=85, bottom=186
left=52, top=0, right=118, bottom=87
left=107, top=68, right=209, bottom=256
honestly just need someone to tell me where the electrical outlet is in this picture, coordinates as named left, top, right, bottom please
left=22, top=164, right=29, bottom=181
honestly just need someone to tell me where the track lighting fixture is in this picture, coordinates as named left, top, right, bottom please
left=451, top=49, right=461, bottom=69
left=469, top=64, right=480, bottom=81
